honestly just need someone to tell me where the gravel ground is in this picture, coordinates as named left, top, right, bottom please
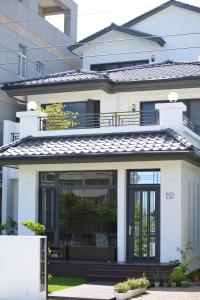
left=136, top=286, right=200, bottom=300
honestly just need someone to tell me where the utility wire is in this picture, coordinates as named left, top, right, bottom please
left=0, top=44, right=200, bottom=66
left=0, top=31, right=199, bottom=53
left=5, top=1, right=200, bottom=23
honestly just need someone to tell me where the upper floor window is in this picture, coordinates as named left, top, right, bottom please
left=18, top=44, right=27, bottom=79
left=90, top=60, right=149, bottom=71
left=36, top=61, right=44, bottom=76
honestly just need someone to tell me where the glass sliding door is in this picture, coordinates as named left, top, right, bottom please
left=127, top=170, right=160, bottom=262
left=39, top=171, right=117, bottom=261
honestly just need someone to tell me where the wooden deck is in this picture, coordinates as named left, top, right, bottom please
left=48, top=260, right=175, bottom=283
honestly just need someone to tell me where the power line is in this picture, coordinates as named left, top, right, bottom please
left=1, top=2, right=200, bottom=25
left=4, top=1, right=200, bottom=23
left=0, top=30, right=199, bottom=54
left=0, top=44, right=200, bottom=66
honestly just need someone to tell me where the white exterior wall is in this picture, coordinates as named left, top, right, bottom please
left=181, top=161, right=200, bottom=270
left=0, top=236, right=46, bottom=300
left=18, top=160, right=183, bottom=263
left=81, top=30, right=161, bottom=70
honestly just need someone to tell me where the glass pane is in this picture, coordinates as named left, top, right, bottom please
left=142, top=191, right=148, bottom=257
left=130, top=171, right=160, bottom=184
left=134, top=191, right=140, bottom=257
left=58, top=172, right=83, bottom=186
left=40, top=172, right=56, bottom=183
left=59, top=188, right=117, bottom=248
left=140, top=102, right=159, bottom=125
left=150, top=191, right=156, bottom=258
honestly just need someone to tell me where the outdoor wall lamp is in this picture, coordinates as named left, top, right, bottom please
left=27, top=101, right=37, bottom=111
left=131, top=104, right=136, bottom=111
left=168, top=91, right=179, bottom=103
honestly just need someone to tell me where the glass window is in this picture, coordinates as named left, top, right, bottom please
left=129, top=170, right=160, bottom=184
left=91, top=60, right=149, bottom=71
left=140, top=102, right=159, bottom=125
left=36, top=61, right=44, bottom=75
left=39, top=171, right=117, bottom=261
left=18, top=44, right=27, bottom=78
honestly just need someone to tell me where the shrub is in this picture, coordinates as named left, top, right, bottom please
left=126, top=278, right=137, bottom=290
left=21, top=220, right=45, bottom=235
left=136, top=277, right=149, bottom=288
left=114, top=282, right=130, bottom=293
left=170, top=265, right=188, bottom=282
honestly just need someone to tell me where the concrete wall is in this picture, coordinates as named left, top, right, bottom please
left=17, top=160, right=183, bottom=263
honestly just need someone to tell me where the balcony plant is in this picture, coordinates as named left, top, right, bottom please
left=41, top=103, right=79, bottom=130
left=152, top=269, right=161, bottom=287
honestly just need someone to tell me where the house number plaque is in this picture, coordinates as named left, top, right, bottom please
left=165, top=192, right=175, bottom=199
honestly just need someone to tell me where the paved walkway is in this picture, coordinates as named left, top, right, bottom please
left=49, top=283, right=115, bottom=300
left=137, top=286, right=200, bottom=300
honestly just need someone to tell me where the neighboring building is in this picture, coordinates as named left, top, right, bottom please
left=1, top=0, right=200, bottom=280
left=69, top=0, right=200, bottom=70
left=0, top=0, right=81, bottom=221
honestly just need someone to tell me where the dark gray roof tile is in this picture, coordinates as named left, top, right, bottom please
left=3, top=62, right=200, bottom=90
left=0, top=129, right=196, bottom=162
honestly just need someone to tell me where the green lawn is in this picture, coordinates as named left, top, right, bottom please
left=48, top=275, right=87, bottom=293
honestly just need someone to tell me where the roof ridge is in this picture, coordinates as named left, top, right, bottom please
left=166, top=128, right=193, bottom=149
left=123, top=0, right=200, bottom=28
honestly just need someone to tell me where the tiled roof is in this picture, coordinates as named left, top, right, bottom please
left=69, top=23, right=165, bottom=51
left=0, top=130, right=195, bottom=162
left=3, top=62, right=200, bottom=89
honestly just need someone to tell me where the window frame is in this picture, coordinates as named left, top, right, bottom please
left=18, top=44, right=27, bottom=79
left=36, top=61, right=44, bottom=76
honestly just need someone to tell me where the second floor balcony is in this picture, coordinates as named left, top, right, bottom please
left=38, top=111, right=160, bottom=131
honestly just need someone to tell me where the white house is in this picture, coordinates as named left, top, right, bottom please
left=70, top=0, right=200, bottom=70
left=1, top=0, right=200, bottom=280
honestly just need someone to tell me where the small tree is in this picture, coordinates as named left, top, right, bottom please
left=41, top=103, right=79, bottom=130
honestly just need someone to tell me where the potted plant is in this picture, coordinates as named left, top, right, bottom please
left=126, top=277, right=149, bottom=297
left=114, top=282, right=130, bottom=300
left=161, top=271, right=170, bottom=287
left=136, top=277, right=149, bottom=294
left=153, top=270, right=161, bottom=287
left=170, top=264, right=189, bottom=287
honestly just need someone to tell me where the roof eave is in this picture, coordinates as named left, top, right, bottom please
left=0, top=150, right=195, bottom=166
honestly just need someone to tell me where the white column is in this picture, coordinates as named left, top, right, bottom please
left=117, top=169, right=127, bottom=262
left=18, top=166, right=38, bottom=235
left=16, top=111, right=47, bottom=138
left=155, top=102, right=186, bottom=134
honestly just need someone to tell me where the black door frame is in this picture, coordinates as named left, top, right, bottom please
left=126, top=172, right=160, bottom=263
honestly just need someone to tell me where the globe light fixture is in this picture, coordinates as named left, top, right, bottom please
left=27, top=101, right=37, bottom=111
left=168, top=91, right=179, bottom=103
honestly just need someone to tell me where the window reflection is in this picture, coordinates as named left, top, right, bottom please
left=130, top=171, right=160, bottom=184
left=39, top=171, right=117, bottom=261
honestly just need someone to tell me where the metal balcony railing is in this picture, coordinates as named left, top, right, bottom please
left=38, top=111, right=160, bottom=131
left=183, top=115, right=200, bottom=136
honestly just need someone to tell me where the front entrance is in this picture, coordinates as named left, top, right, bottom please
left=127, top=170, right=160, bottom=262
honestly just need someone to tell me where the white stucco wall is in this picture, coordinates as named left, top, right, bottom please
left=0, top=236, right=46, bottom=300
left=17, top=160, right=183, bottom=263
left=181, top=161, right=200, bottom=270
